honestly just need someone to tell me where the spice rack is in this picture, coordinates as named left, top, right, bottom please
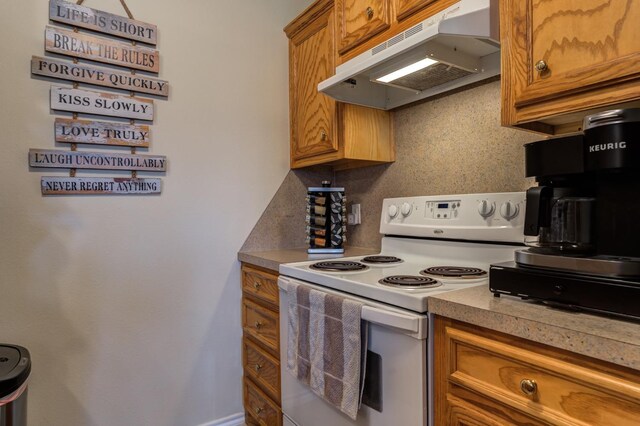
left=306, top=181, right=346, bottom=254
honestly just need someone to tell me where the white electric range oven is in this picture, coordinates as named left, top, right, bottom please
left=278, top=192, right=526, bottom=426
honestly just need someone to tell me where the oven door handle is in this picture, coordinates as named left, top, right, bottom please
left=278, top=276, right=422, bottom=334
left=361, top=306, right=420, bottom=333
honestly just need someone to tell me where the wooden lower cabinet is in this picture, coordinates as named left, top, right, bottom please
left=244, top=379, right=282, bottom=426
left=434, top=316, right=640, bottom=426
left=241, top=264, right=281, bottom=426
left=244, top=338, right=280, bottom=403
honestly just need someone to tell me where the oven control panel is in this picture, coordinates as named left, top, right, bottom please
left=380, top=192, right=526, bottom=243
left=426, top=200, right=460, bottom=219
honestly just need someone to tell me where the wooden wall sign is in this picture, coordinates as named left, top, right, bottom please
left=29, top=149, right=167, bottom=171
left=55, top=118, right=150, bottom=147
left=49, top=0, right=157, bottom=45
left=41, top=177, right=162, bottom=195
left=45, top=26, right=159, bottom=73
left=32, top=56, right=169, bottom=96
left=30, top=2, right=168, bottom=197
left=51, top=86, right=154, bottom=120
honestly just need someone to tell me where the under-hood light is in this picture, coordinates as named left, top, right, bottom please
left=375, top=57, right=438, bottom=83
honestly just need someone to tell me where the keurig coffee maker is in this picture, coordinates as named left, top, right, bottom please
left=490, top=109, right=640, bottom=319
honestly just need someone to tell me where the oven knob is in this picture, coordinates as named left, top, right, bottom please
left=477, top=200, right=495, bottom=218
left=401, top=202, right=412, bottom=217
left=500, top=201, right=519, bottom=220
left=388, top=204, right=398, bottom=218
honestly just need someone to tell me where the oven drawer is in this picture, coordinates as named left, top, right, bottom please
left=244, top=377, right=282, bottom=426
left=242, top=265, right=279, bottom=308
left=243, top=337, right=280, bottom=403
left=444, top=326, right=640, bottom=425
left=243, top=298, right=279, bottom=354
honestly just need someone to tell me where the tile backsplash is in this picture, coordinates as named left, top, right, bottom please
left=241, top=80, right=539, bottom=252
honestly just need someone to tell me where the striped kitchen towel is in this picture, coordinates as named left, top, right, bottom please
left=287, top=281, right=368, bottom=420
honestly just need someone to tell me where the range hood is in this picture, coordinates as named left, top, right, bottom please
left=318, top=0, right=500, bottom=110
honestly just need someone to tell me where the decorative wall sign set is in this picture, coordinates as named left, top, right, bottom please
left=29, top=0, right=169, bottom=195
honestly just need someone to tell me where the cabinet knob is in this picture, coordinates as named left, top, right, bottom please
left=520, top=378, right=538, bottom=396
left=534, top=60, right=548, bottom=72
left=320, top=131, right=327, bottom=141
left=254, top=363, right=263, bottom=372
left=366, top=7, right=374, bottom=19
left=254, top=321, right=263, bottom=329
left=254, top=406, right=264, bottom=415
left=253, top=281, right=261, bottom=290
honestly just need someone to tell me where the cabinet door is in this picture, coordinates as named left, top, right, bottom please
left=336, top=0, right=391, bottom=54
left=503, top=0, right=640, bottom=126
left=396, top=0, right=436, bottom=21
left=243, top=299, right=279, bottom=354
left=242, top=265, right=279, bottom=308
left=446, top=394, right=523, bottom=426
left=289, top=7, right=337, bottom=162
left=244, top=378, right=282, bottom=426
left=243, top=338, right=280, bottom=403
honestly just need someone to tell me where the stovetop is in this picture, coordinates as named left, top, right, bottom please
left=280, top=236, right=523, bottom=312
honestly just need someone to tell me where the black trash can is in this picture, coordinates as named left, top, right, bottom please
left=0, top=345, right=31, bottom=426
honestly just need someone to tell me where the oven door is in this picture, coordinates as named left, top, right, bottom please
left=278, top=276, right=428, bottom=426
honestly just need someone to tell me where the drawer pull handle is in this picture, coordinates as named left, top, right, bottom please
left=255, top=321, right=263, bottom=329
left=254, top=363, right=263, bottom=372
left=520, top=378, right=538, bottom=396
left=253, top=281, right=262, bottom=290
left=535, top=60, right=548, bottom=72
left=320, top=131, right=327, bottom=141
left=366, top=6, right=374, bottom=19
left=254, top=406, right=264, bottom=415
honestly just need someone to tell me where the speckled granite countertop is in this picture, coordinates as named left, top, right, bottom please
left=428, top=284, right=640, bottom=371
left=238, top=247, right=378, bottom=272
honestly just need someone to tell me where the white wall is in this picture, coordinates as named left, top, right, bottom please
left=0, top=1, right=309, bottom=425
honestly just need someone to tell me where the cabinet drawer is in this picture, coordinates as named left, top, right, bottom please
left=244, top=337, right=280, bottom=403
left=243, top=298, right=279, bottom=353
left=242, top=265, right=279, bottom=308
left=445, top=326, right=640, bottom=426
left=244, top=378, right=282, bottom=426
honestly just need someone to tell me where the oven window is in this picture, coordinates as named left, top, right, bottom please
left=362, top=350, right=382, bottom=412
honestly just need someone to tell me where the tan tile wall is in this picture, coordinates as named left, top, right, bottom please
left=241, top=80, right=540, bottom=252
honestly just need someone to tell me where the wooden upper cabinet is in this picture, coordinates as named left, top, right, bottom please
left=501, top=0, right=640, bottom=134
left=396, top=0, right=436, bottom=21
left=289, top=4, right=337, bottom=162
left=285, top=0, right=395, bottom=170
left=336, top=0, right=458, bottom=63
left=336, top=0, right=392, bottom=55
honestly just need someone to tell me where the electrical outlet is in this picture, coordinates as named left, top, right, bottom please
left=348, top=203, right=361, bottom=225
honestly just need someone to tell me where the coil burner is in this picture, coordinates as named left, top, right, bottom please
left=420, top=266, right=487, bottom=278
left=378, top=275, right=442, bottom=289
left=361, top=256, right=403, bottom=264
left=310, top=261, right=369, bottom=272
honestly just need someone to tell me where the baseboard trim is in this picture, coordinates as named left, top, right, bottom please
left=198, top=412, right=245, bottom=426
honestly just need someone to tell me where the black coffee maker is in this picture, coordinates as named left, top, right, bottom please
left=490, top=109, right=640, bottom=319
